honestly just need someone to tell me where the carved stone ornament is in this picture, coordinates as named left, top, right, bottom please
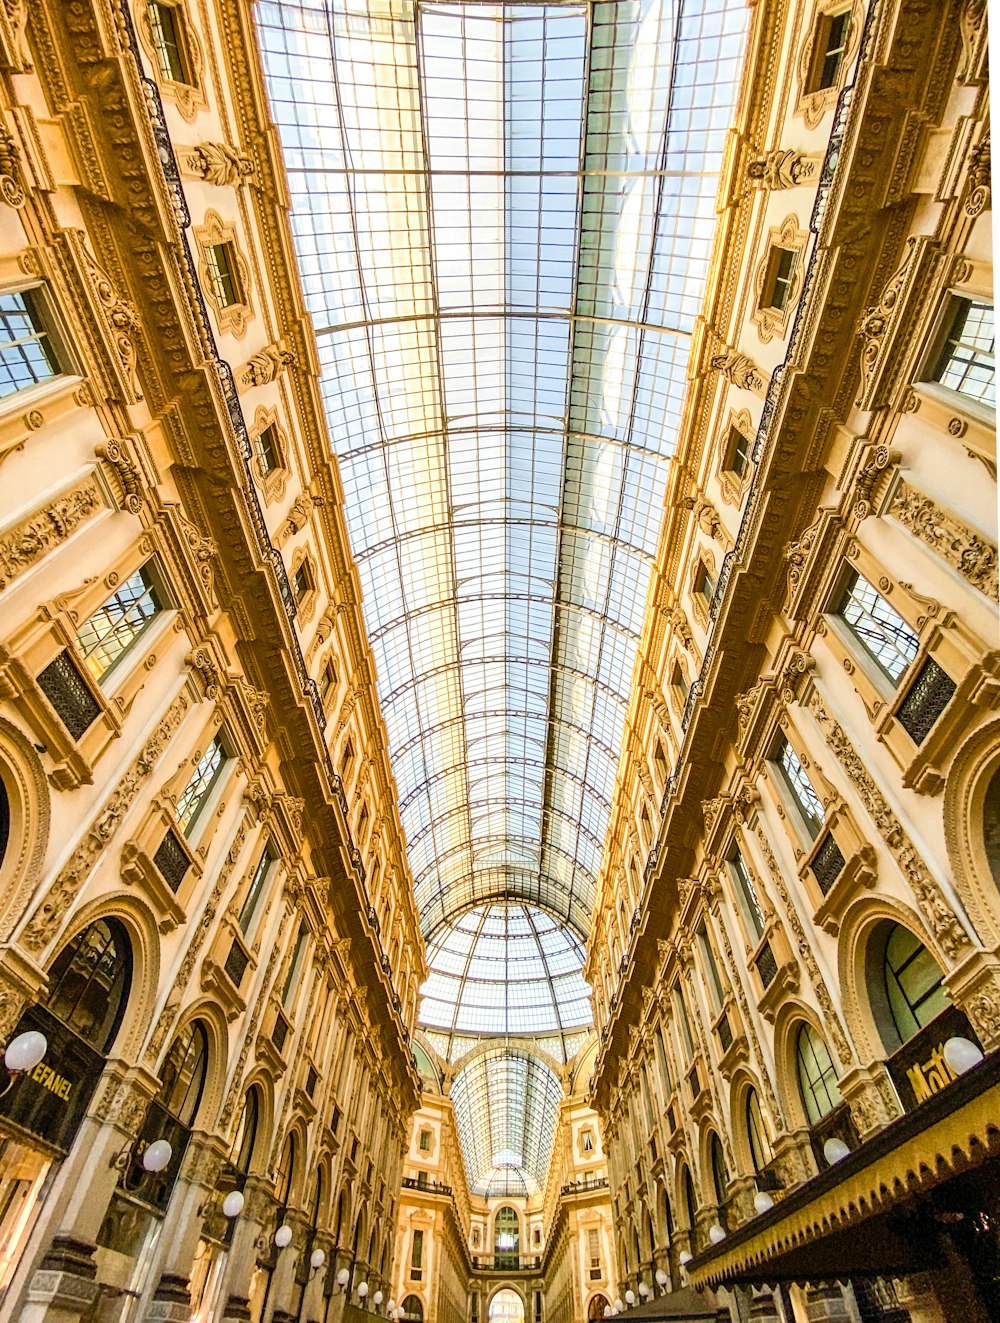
left=852, top=445, right=899, bottom=522
left=710, top=346, right=767, bottom=396
left=78, top=239, right=143, bottom=402
left=956, top=0, right=988, bottom=84
left=240, top=340, right=297, bottom=389
left=966, top=133, right=991, bottom=216
left=751, top=214, right=808, bottom=344
left=783, top=516, right=822, bottom=600
left=20, top=693, right=190, bottom=952
left=0, top=125, right=25, bottom=207
left=855, top=239, right=917, bottom=406
left=186, top=142, right=256, bottom=187
left=888, top=479, right=998, bottom=601
left=0, top=476, right=104, bottom=592
left=747, top=148, right=822, bottom=190
left=195, top=210, right=253, bottom=338
left=807, top=692, right=972, bottom=961
left=96, top=439, right=143, bottom=514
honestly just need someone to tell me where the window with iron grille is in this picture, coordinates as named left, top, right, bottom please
left=238, top=848, right=274, bottom=937
left=811, top=833, right=846, bottom=895
left=932, top=298, right=995, bottom=407
left=755, top=941, right=778, bottom=989
left=836, top=571, right=918, bottom=684
left=176, top=733, right=227, bottom=836
left=223, top=939, right=250, bottom=989
left=0, top=289, right=63, bottom=398
left=36, top=651, right=101, bottom=739
left=153, top=827, right=190, bottom=892
left=77, top=563, right=163, bottom=683
left=588, top=1228, right=601, bottom=1279
left=807, top=7, right=851, bottom=91
left=774, top=735, right=824, bottom=839
left=730, top=848, right=766, bottom=940
left=204, top=242, right=243, bottom=308
left=147, top=1, right=192, bottom=82
left=897, top=657, right=957, bottom=745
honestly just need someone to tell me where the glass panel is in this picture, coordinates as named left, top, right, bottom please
left=795, top=1024, right=841, bottom=1124
left=837, top=570, right=918, bottom=683
left=76, top=564, right=162, bottom=683
left=157, top=1022, right=208, bottom=1126
left=730, top=849, right=765, bottom=940
left=148, top=1, right=189, bottom=81
left=746, top=1088, right=772, bottom=1172
left=45, top=919, right=131, bottom=1053
left=0, top=290, right=61, bottom=398
left=934, top=299, right=995, bottom=406
left=176, top=733, right=227, bottom=835
left=884, top=924, right=949, bottom=1042
left=775, top=736, right=823, bottom=838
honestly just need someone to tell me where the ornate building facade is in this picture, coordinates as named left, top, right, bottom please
left=0, top=0, right=993, bottom=1321
left=585, top=0, right=997, bottom=1319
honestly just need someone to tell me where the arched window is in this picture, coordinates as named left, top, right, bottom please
left=0, top=774, right=9, bottom=871
left=881, top=924, right=949, bottom=1046
left=275, top=1134, right=295, bottom=1210
left=45, top=918, right=132, bottom=1053
left=229, top=1086, right=259, bottom=1176
left=709, top=1133, right=728, bottom=1206
left=494, top=1205, right=520, bottom=1266
left=795, top=1024, right=841, bottom=1124
left=745, top=1088, right=773, bottom=1173
left=128, top=1020, right=209, bottom=1209
left=489, top=1290, right=524, bottom=1323
left=984, top=766, right=1000, bottom=888
left=588, top=1297, right=609, bottom=1321
left=680, top=1165, right=696, bottom=1230
left=401, top=1296, right=424, bottom=1323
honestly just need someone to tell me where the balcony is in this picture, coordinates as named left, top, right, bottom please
left=559, top=1176, right=609, bottom=1197
left=401, top=1176, right=453, bottom=1196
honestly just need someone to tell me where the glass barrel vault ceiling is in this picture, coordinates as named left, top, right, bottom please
left=255, top=0, right=747, bottom=1182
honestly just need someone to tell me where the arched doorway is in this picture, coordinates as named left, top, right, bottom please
left=588, top=1295, right=610, bottom=1320
left=401, top=1295, right=424, bottom=1322
left=494, top=1205, right=520, bottom=1269
left=490, top=1288, right=524, bottom=1323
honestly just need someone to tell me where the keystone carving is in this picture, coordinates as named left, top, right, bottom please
left=185, top=141, right=256, bottom=187
left=97, top=439, right=143, bottom=514
left=239, top=340, right=296, bottom=389
left=747, top=148, right=821, bottom=190
left=710, top=346, right=767, bottom=396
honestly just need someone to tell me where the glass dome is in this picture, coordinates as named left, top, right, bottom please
left=419, top=904, right=593, bottom=1035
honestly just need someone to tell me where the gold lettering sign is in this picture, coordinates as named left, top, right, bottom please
left=906, top=1044, right=957, bottom=1106
left=30, top=1061, right=74, bottom=1102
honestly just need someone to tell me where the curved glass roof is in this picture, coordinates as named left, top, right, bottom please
left=450, top=1048, right=563, bottom=1196
left=256, top=0, right=749, bottom=942
left=420, top=903, right=592, bottom=1036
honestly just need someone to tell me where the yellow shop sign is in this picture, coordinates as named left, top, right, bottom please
left=29, top=1061, right=74, bottom=1102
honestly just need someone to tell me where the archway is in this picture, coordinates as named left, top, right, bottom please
left=588, top=1296, right=610, bottom=1321
left=490, top=1289, right=525, bottom=1323
left=401, top=1295, right=424, bottom=1323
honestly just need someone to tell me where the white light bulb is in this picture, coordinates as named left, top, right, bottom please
left=638, top=1283, right=649, bottom=1298
left=338, top=1269, right=351, bottom=1287
left=679, top=1251, right=692, bottom=1266
left=311, top=1248, right=326, bottom=1270
left=222, top=1190, right=245, bottom=1218
left=374, top=1291, right=384, bottom=1306
left=614, top=1298, right=624, bottom=1312
left=274, top=1224, right=293, bottom=1249
left=4, top=1030, right=47, bottom=1073
left=624, top=1291, right=635, bottom=1306
left=708, top=1223, right=725, bottom=1244
left=823, top=1137, right=850, bottom=1165
left=358, top=1281, right=369, bottom=1298
left=142, top=1139, right=173, bottom=1173
left=387, top=1301, right=396, bottom=1313
left=753, top=1192, right=774, bottom=1215
left=654, top=1268, right=668, bottom=1287
left=603, top=1309, right=611, bottom=1319
left=943, top=1035, right=984, bottom=1075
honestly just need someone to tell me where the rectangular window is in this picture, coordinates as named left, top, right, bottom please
left=672, top=662, right=689, bottom=700
left=77, top=563, right=163, bottom=683
left=729, top=848, right=766, bottom=941
left=204, top=242, right=242, bottom=309
left=238, top=846, right=274, bottom=935
left=761, top=247, right=797, bottom=312
left=294, top=562, right=313, bottom=602
left=281, top=921, right=309, bottom=1006
left=534, top=1291, right=542, bottom=1322
left=256, top=423, right=280, bottom=474
left=0, top=289, right=62, bottom=399
left=726, top=426, right=751, bottom=478
left=809, top=8, right=850, bottom=91
left=654, top=1025, right=672, bottom=1094
left=319, top=658, right=337, bottom=701
left=411, top=1229, right=424, bottom=1277
left=696, top=563, right=715, bottom=606
left=176, top=732, right=227, bottom=835
left=697, top=924, right=725, bottom=1012
left=582, top=1129, right=594, bottom=1152
left=932, top=298, right=995, bottom=407
left=774, top=735, right=824, bottom=839
left=673, top=985, right=695, bottom=1061
left=147, top=1, right=190, bottom=82
left=418, top=1128, right=431, bottom=1152
left=588, top=1227, right=600, bottom=1270
left=836, top=570, right=919, bottom=683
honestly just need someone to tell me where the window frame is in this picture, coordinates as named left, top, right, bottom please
left=147, top=0, right=193, bottom=83
left=795, top=1023, right=841, bottom=1125
left=806, top=5, right=851, bottom=93
left=0, top=284, right=75, bottom=412
left=771, top=732, right=825, bottom=842
left=175, top=730, right=231, bottom=838
left=923, top=294, right=995, bottom=415
left=830, top=566, right=919, bottom=689
left=76, top=560, right=169, bottom=687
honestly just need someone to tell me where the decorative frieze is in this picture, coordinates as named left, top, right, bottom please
left=0, top=475, right=105, bottom=592
left=888, top=478, right=998, bottom=601
left=19, top=691, right=190, bottom=952
left=806, top=692, right=973, bottom=961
